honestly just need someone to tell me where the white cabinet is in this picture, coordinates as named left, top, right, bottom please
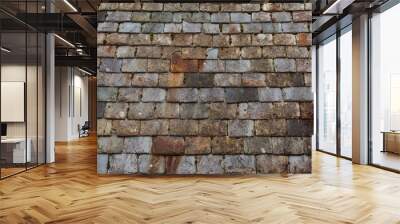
left=1, top=138, right=32, bottom=163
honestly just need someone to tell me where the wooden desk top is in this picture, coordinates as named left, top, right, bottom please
left=381, top=131, right=400, bottom=134
left=1, top=138, right=29, bottom=143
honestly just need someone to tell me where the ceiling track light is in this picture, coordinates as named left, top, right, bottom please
left=78, top=67, right=94, bottom=76
left=54, top=34, right=75, bottom=48
left=322, top=0, right=355, bottom=15
left=63, top=0, right=78, bottom=12
left=1, top=47, right=11, bottom=53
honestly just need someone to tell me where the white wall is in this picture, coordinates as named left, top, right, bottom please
left=72, top=73, right=89, bottom=138
left=1, top=65, right=26, bottom=138
left=1, top=64, right=40, bottom=138
left=55, top=66, right=69, bottom=141
left=55, top=67, right=89, bottom=141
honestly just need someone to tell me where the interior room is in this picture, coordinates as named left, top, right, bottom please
left=0, top=7, right=46, bottom=178
left=314, top=0, right=400, bottom=172
left=54, top=66, right=95, bottom=142
left=0, top=0, right=97, bottom=179
left=51, top=0, right=97, bottom=145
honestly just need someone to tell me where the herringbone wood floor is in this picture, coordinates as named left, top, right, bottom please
left=1, top=136, right=400, bottom=224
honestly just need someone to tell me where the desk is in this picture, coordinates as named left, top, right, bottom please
left=1, top=138, right=31, bottom=163
left=382, top=131, right=400, bottom=155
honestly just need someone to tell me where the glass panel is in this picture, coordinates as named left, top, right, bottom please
left=27, top=30, right=38, bottom=169
left=317, top=36, right=337, bottom=154
left=371, top=4, right=400, bottom=171
left=340, top=28, right=352, bottom=158
left=38, top=32, right=45, bottom=165
left=26, top=0, right=43, bottom=169
left=0, top=0, right=46, bottom=178
left=1, top=30, right=28, bottom=177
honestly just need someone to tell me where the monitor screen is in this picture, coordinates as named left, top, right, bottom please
left=1, top=123, right=7, bottom=137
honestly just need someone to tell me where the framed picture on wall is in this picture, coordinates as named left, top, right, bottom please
left=1, top=81, right=25, bottom=122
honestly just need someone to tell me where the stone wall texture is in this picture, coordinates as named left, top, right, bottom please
left=97, top=2, right=313, bottom=175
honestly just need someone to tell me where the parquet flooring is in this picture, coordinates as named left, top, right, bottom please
left=0, top=167, right=26, bottom=178
left=1, top=135, right=400, bottom=224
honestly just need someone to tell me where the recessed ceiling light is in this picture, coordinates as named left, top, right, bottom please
left=78, top=67, right=93, bottom=76
left=63, top=0, right=78, bottom=12
left=54, top=34, right=75, bottom=48
left=323, top=0, right=355, bottom=15
left=1, top=47, right=11, bottom=53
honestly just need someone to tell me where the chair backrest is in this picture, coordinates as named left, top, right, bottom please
left=82, top=121, right=90, bottom=129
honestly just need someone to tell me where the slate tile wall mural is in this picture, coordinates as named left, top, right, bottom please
left=97, top=2, right=313, bottom=175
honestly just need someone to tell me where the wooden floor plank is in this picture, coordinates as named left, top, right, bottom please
left=0, top=135, right=400, bottom=224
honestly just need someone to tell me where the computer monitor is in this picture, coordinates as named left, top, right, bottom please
left=1, top=123, right=7, bottom=137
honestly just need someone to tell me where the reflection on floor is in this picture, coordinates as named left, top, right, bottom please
left=1, top=136, right=400, bottom=223
left=0, top=163, right=42, bottom=178
left=0, top=167, right=25, bottom=178
left=373, top=150, right=400, bottom=171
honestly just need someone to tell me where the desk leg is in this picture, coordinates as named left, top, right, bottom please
left=382, top=133, right=386, bottom=153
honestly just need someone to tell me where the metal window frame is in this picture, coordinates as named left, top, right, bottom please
left=0, top=0, right=48, bottom=180
left=367, top=0, right=400, bottom=173
left=315, top=21, right=353, bottom=161
left=316, top=0, right=400, bottom=173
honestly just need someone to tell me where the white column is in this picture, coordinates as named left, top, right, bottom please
left=352, top=14, right=369, bottom=164
left=46, top=32, right=55, bottom=163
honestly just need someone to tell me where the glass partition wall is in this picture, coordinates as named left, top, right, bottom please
left=316, top=26, right=353, bottom=159
left=0, top=1, right=46, bottom=179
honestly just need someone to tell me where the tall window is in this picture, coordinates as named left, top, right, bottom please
left=370, top=3, right=400, bottom=171
left=317, top=26, right=353, bottom=158
left=317, top=36, right=337, bottom=154
left=340, top=27, right=352, bottom=158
